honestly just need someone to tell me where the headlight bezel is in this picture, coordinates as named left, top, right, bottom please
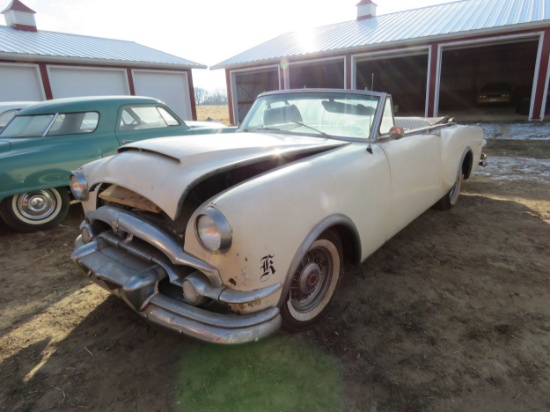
left=70, top=169, right=89, bottom=201
left=196, top=207, right=232, bottom=252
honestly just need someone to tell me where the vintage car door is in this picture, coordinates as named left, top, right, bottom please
left=377, top=130, right=442, bottom=240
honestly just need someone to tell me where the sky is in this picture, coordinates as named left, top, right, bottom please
left=0, top=0, right=458, bottom=91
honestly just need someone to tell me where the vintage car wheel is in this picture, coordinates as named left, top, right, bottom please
left=281, top=230, right=343, bottom=331
left=434, top=168, right=463, bottom=210
left=0, top=188, right=70, bottom=232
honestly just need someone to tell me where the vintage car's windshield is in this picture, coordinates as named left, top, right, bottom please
left=239, top=91, right=380, bottom=139
left=0, top=112, right=100, bottom=138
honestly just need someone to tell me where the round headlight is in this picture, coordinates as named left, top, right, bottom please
left=70, top=170, right=89, bottom=201
left=196, top=208, right=232, bottom=252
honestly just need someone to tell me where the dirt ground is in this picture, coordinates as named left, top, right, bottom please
left=1, top=124, right=549, bottom=411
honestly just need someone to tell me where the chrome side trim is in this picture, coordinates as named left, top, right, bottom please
left=87, top=206, right=223, bottom=287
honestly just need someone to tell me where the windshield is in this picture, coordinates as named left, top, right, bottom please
left=239, top=91, right=380, bottom=139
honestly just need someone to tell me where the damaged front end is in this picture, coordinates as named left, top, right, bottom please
left=71, top=204, right=282, bottom=345
left=69, top=134, right=346, bottom=343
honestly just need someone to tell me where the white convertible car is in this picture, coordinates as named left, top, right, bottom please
left=70, top=89, right=486, bottom=344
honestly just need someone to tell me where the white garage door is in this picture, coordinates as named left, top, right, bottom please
left=133, top=69, right=192, bottom=119
left=0, top=63, right=45, bottom=101
left=48, top=66, right=129, bottom=98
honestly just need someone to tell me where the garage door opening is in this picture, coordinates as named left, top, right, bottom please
left=439, top=39, right=539, bottom=119
left=288, top=59, right=344, bottom=89
left=233, top=68, right=279, bottom=123
left=355, top=53, right=429, bottom=116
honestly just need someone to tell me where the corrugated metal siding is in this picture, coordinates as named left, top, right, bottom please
left=0, top=25, right=205, bottom=68
left=213, top=0, right=550, bottom=69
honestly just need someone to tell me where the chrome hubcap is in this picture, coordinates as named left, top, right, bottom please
left=17, top=190, right=57, bottom=220
left=290, top=247, right=331, bottom=312
left=298, top=263, right=321, bottom=294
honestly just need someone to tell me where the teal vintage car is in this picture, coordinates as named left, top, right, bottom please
left=0, top=95, right=233, bottom=232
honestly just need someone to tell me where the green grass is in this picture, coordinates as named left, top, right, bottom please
left=175, top=335, right=344, bottom=411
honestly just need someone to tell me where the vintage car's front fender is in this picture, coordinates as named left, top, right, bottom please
left=277, top=213, right=362, bottom=307
left=183, top=144, right=391, bottom=313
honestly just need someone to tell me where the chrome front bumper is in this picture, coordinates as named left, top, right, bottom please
left=71, top=206, right=282, bottom=344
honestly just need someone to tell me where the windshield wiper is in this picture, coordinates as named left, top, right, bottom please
left=243, top=123, right=332, bottom=139
left=243, top=127, right=281, bottom=132
left=291, top=121, right=331, bottom=138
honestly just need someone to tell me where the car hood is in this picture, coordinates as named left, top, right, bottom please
left=83, top=132, right=348, bottom=220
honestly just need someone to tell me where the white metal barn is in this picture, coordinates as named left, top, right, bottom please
left=213, top=0, right=550, bottom=124
left=0, top=0, right=205, bottom=120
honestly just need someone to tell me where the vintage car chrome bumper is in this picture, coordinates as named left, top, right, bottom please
left=479, top=153, right=488, bottom=167
left=71, top=206, right=282, bottom=344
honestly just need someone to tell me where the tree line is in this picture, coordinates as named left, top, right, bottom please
left=194, top=87, right=228, bottom=105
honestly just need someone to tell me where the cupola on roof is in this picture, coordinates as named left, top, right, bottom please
left=1, top=0, right=37, bottom=32
left=356, top=0, right=377, bottom=20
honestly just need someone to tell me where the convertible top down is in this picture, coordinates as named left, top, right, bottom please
left=70, top=89, right=486, bottom=344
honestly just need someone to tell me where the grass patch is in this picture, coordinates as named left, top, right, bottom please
left=175, top=335, right=344, bottom=411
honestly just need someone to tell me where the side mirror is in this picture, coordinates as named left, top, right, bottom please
left=389, top=125, right=405, bottom=139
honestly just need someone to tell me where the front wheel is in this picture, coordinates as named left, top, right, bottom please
left=281, top=230, right=343, bottom=331
left=0, top=188, right=70, bottom=232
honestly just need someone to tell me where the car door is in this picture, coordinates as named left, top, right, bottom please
left=377, top=131, right=442, bottom=240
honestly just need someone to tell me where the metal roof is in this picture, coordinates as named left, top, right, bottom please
left=212, top=0, right=550, bottom=69
left=0, top=25, right=206, bottom=69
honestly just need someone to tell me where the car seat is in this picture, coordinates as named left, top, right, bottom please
left=263, top=104, right=303, bottom=126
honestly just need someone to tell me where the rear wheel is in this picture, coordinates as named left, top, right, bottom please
left=434, top=167, right=463, bottom=210
left=0, top=188, right=70, bottom=232
left=281, top=230, right=343, bottom=331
